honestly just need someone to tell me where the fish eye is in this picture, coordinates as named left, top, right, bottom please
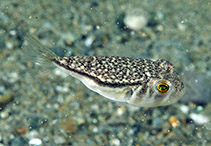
left=155, top=80, right=170, bottom=94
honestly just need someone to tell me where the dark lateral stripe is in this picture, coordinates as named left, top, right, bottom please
left=53, top=59, right=142, bottom=88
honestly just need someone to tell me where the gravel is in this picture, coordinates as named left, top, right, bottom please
left=0, top=0, right=210, bottom=146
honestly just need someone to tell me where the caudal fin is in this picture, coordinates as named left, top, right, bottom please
left=21, top=33, right=57, bottom=65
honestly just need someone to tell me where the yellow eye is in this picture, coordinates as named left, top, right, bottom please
left=156, top=82, right=169, bottom=94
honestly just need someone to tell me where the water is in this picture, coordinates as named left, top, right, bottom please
left=0, top=0, right=210, bottom=145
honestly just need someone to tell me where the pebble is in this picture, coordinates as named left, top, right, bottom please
left=92, top=127, right=98, bottom=133
left=41, top=22, right=52, bottom=30
left=75, top=117, right=85, bottom=125
left=9, top=30, right=17, bottom=36
left=60, top=119, right=77, bottom=134
left=156, top=25, right=164, bottom=32
left=16, top=126, right=29, bottom=135
left=0, top=111, right=8, bottom=119
left=110, top=138, right=121, bottom=146
left=5, top=41, right=13, bottom=49
left=196, top=106, right=203, bottom=112
left=0, top=94, right=13, bottom=108
left=28, top=138, right=42, bottom=146
left=169, top=116, right=180, bottom=127
left=156, top=11, right=164, bottom=20
left=116, top=106, right=126, bottom=116
left=55, top=85, right=69, bottom=93
left=26, top=130, right=39, bottom=139
left=62, top=33, right=76, bottom=47
left=92, top=118, right=98, bottom=124
left=177, top=23, right=186, bottom=31
left=54, top=136, right=65, bottom=144
left=124, top=9, right=148, bottom=31
left=152, top=117, right=163, bottom=129
left=179, top=105, right=189, bottom=114
left=84, top=36, right=95, bottom=47
left=189, top=113, right=209, bottom=125
left=8, top=72, right=18, bottom=82
left=90, top=104, right=99, bottom=110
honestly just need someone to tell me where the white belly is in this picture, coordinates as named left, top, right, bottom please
left=55, top=64, right=130, bottom=102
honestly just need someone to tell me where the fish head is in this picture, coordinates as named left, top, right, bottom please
left=127, top=59, right=185, bottom=107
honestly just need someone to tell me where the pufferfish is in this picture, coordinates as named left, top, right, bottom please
left=22, top=34, right=185, bottom=107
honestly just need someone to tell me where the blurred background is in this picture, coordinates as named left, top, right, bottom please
left=0, top=0, right=210, bottom=145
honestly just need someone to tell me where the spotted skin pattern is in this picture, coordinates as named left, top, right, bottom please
left=53, top=56, right=184, bottom=90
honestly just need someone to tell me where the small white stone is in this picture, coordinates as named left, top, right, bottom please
left=75, top=117, right=85, bottom=125
left=178, top=23, right=186, bottom=31
left=0, top=111, right=8, bottom=119
left=9, top=135, right=15, bottom=139
left=52, top=119, right=58, bottom=125
left=6, top=42, right=13, bottom=49
left=10, top=72, right=18, bottom=78
left=91, top=104, right=99, bottom=110
left=54, top=136, right=65, bottom=144
left=110, top=138, right=121, bottom=146
left=156, top=11, right=164, bottom=20
left=29, top=138, right=42, bottom=146
left=190, top=113, right=209, bottom=125
left=26, top=130, right=39, bottom=138
left=179, top=105, right=189, bottom=114
left=92, top=127, right=98, bottom=133
left=55, top=86, right=69, bottom=93
left=124, top=9, right=148, bottom=31
left=53, top=103, right=59, bottom=109
left=96, top=25, right=100, bottom=29
left=9, top=30, right=17, bottom=36
left=117, top=107, right=125, bottom=116
left=84, top=36, right=95, bottom=47
left=157, top=25, right=164, bottom=31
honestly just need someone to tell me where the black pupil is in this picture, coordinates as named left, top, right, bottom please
left=160, top=85, right=167, bottom=90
